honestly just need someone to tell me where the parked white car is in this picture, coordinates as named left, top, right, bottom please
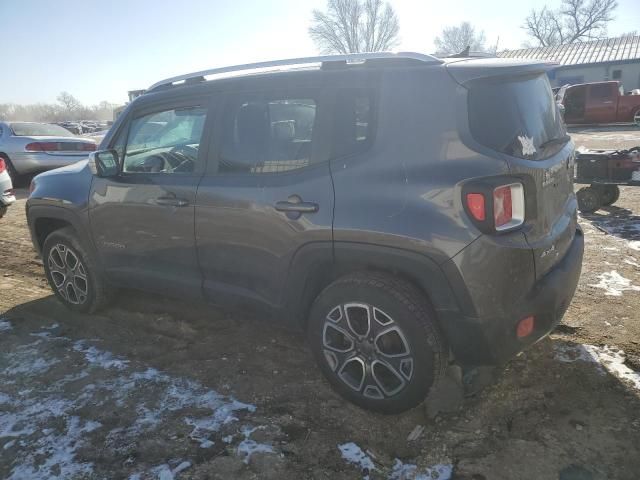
left=0, top=122, right=96, bottom=184
left=0, top=157, right=16, bottom=218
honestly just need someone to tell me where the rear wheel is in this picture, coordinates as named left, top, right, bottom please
left=307, top=272, right=446, bottom=414
left=576, top=186, right=601, bottom=213
left=596, top=185, right=620, bottom=206
left=42, top=227, right=112, bottom=313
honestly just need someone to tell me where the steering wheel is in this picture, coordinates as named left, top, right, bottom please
left=167, top=145, right=198, bottom=173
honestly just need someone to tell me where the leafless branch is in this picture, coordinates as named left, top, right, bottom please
left=433, top=22, right=487, bottom=56
left=309, top=0, right=399, bottom=54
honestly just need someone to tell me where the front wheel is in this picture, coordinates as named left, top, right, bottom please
left=42, top=227, right=112, bottom=313
left=307, top=272, right=446, bottom=414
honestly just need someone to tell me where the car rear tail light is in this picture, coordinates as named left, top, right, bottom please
left=494, top=183, right=525, bottom=231
left=0, top=158, right=5, bottom=173
left=517, top=316, right=535, bottom=338
left=465, top=193, right=486, bottom=221
left=25, top=142, right=96, bottom=152
left=463, top=180, right=525, bottom=233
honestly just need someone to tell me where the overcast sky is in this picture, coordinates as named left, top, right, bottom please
left=1, top=0, right=638, bottom=105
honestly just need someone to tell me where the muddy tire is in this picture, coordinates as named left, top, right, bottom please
left=42, top=227, right=112, bottom=313
left=596, top=185, right=620, bottom=206
left=577, top=187, right=601, bottom=213
left=307, top=272, right=446, bottom=414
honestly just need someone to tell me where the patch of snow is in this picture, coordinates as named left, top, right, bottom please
left=555, top=342, right=640, bottom=391
left=236, top=425, right=275, bottom=464
left=0, top=319, right=12, bottom=332
left=589, top=270, right=640, bottom=296
left=624, top=257, right=640, bottom=267
left=338, top=442, right=376, bottom=476
left=389, top=459, right=453, bottom=480
left=73, top=340, right=129, bottom=369
left=1, top=331, right=261, bottom=479
left=629, top=241, right=640, bottom=251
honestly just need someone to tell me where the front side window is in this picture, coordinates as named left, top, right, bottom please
left=123, top=106, right=206, bottom=174
left=219, top=97, right=317, bottom=174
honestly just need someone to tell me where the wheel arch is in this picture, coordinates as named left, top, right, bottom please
left=283, top=241, right=466, bottom=332
left=27, top=205, right=98, bottom=262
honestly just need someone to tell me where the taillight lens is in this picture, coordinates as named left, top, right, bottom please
left=493, top=183, right=524, bottom=231
left=463, top=181, right=525, bottom=233
left=25, top=142, right=96, bottom=152
left=466, top=193, right=486, bottom=221
left=0, top=158, right=5, bottom=173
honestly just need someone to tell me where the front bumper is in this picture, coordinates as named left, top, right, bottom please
left=9, top=152, right=88, bottom=175
left=441, top=227, right=584, bottom=366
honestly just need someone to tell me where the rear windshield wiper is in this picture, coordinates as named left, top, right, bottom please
left=539, top=134, right=570, bottom=151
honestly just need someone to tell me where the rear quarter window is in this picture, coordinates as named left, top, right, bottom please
left=467, top=74, right=567, bottom=160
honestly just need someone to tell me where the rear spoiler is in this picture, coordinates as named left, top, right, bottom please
left=444, top=58, right=558, bottom=86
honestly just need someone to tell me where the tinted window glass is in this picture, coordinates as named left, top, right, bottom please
left=332, top=89, right=373, bottom=158
left=468, top=74, right=567, bottom=160
left=220, top=97, right=316, bottom=174
left=590, top=84, right=612, bottom=100
left=123, top=106, right=206, bottom=174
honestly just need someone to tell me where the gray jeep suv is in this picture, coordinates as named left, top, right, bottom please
left=26, top=52, right=583, bottom=413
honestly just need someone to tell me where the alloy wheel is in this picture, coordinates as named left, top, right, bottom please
left=47, top=243, right=89, bottom=305
left=322, top=303, right=414, bottom=399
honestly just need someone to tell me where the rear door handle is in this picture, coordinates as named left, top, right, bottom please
left=275, top=195, right=319, bottom=219
left=155, top=196, right=189, bottom=207
left=275, top=201, right=319, bottom=213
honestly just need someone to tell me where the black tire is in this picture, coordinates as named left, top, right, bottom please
left=42, top=227, right=112, bottom=313
left=596, top=185, right=620, bottom=206
left=0, top=205, right=6, bottom=219
left=307, top=272, right=446, bottom=414
left=576, top=187, right=601, bottom=213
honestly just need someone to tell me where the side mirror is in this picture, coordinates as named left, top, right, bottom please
left=89, top=150, right=119, bottom=177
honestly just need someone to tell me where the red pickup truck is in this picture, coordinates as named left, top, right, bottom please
left=558, top=81, right=640, bottom=126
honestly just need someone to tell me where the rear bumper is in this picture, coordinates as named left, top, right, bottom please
left=9, top=152, right=88, bottom=175
left=0, top=171, right=15, bottom=207
left=441, top=227, right=584, bottom=366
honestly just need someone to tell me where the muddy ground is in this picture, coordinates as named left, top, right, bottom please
left=1, top=127, right=639, bottom=480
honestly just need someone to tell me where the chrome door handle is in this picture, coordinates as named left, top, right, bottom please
left=275, top=201, right=319, bottom=213
left=155, top=196, right=189, bottom=207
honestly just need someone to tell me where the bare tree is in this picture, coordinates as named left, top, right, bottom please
left=57, top=91, right=82, bottom=114
left=433, top=22, right=487, bottom=56
left=309, top=0, right=400, bottom=54
left=524, top=0, right=618, bottom=47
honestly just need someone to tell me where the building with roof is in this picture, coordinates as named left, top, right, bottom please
left=498, top=34, right=640, bottom=90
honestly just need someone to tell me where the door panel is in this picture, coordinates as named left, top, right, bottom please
left=195, top=89, right=334, bottom=310
left=196, top=165, right=334, bottom=308
left=585, top=83, right=616, bottom=123
left=88, top=98, right=212, bottom=297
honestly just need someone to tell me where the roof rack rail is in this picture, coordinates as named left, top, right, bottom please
left=147, top=51, right=441, bottom=92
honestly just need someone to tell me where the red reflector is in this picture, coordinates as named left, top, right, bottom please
left=81, top=143, right=97, bottom=151
left=493, top=185, right=513, bottom=228
left=517, top=316, right=535, bottom=338
left=466, top=193, right=486, bottom=221
left=0, top=158, right=5, bottom=173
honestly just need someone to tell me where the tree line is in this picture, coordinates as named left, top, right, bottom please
left=0, top=92, right=118, bottom=123
left=309, top=0, right=621, bottom=56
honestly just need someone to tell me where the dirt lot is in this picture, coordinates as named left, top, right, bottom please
left=1, top=128, right=639, bottom=480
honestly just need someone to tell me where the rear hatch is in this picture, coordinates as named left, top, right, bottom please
left=448, top=58, right=578, bottom=279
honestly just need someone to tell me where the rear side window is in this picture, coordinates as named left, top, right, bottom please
left=332, top=89, right=374, bottom=158
left=219, top=97, right=317, bottom=174
left=468, top=74, right=567, bottom=160
left=590, top=83, right=612, bottom=100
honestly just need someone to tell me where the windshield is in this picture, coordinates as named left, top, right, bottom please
left=468, top=74, right=567, bottom=160
left=10, top=122, right=76, bottom=137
